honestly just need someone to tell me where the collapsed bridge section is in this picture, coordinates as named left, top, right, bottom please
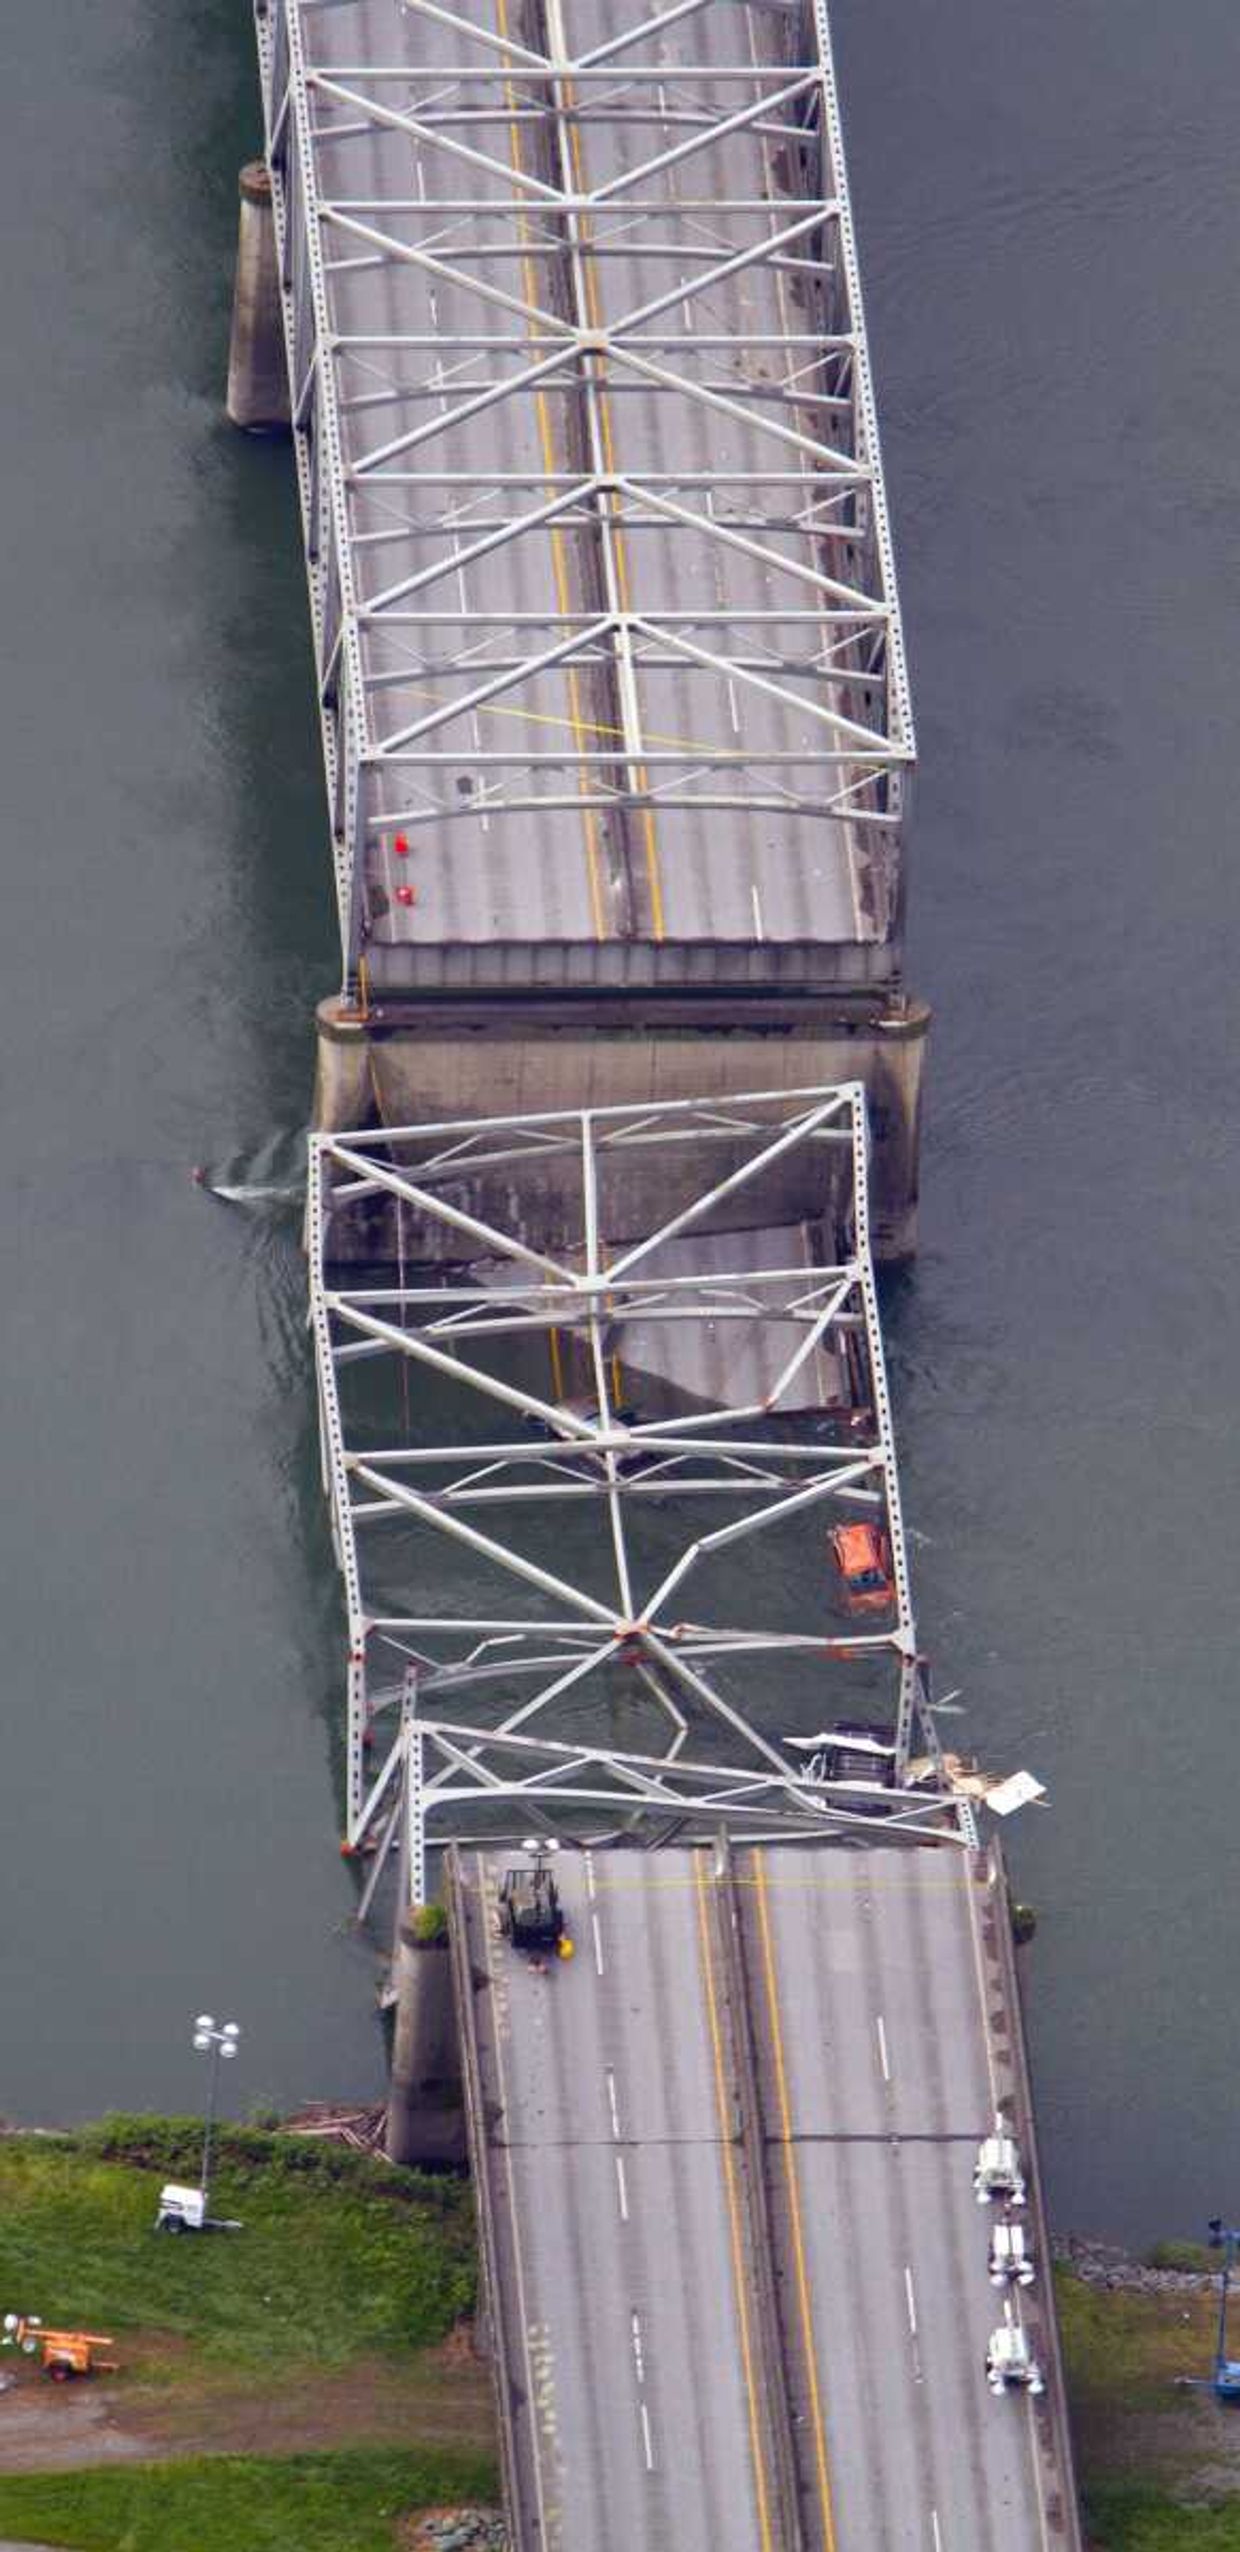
left=308, top=1081, right=961, bottom=1906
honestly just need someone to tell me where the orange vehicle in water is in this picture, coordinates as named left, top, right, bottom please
left=828, top=1520, right=895, bottom=1616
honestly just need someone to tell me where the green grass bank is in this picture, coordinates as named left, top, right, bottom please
left=0, top=2118, right=477, bottom=2373
left=0, top=2122, right=498, bottom=2545
left=1057, top=2263, right=1240, bottom=2547
left=0, top=2448, right=496, bottom=2552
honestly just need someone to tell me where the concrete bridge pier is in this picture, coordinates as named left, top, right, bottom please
left=312, top=995, right=930, bottom=1264
left=226, top=163, right=290, bottom=433
left=385, top=1918, right=467, bottom=2169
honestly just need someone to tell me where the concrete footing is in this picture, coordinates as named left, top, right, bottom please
left=385, top=1922, right=467, bottom=2169
left=314, top=994, right=929, bottom=1263
left=226, top=162, right=290, bottom=433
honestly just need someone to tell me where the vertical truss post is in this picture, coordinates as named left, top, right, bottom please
left=404, top=1669, right=426, bottom=1915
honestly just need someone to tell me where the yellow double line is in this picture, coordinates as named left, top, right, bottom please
left=755, top=1853, right=839, bottom=2552
left=694, top=1854, right=776, bottom=2552
left=494, top=0, right=666, bottom=941
left=562, top=84, right=666, bottom=941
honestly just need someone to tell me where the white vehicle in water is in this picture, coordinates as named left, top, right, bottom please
left=989, top=2220, right=1036, bottom=2287
left=985, top=2321, right=1044, bottom=2397
left=974, top=2131, right=1027, bottom=2207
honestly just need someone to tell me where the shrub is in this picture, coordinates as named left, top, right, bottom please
left=1145, top=2239, right=1216, bottom=2275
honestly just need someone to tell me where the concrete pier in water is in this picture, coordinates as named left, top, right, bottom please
left=225, top=163, right=289, bottom=433
left=384, top=1920, right=465, bottom=2171
left=314, top=993, right=929, bottom=1265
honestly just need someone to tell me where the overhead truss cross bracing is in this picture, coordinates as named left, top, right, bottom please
left=257, top=0, right=915, bottom=988
left=308, top=1083, right=968, bottom=1912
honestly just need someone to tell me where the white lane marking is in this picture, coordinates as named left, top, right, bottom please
left=615, top=2154, right=629, bottom=2221
left=630, top=2310, right=646, bottom=2385
left=876, top=2013, right=891, bottom=2081
left=585, top=1853, right=597, bottom=1903
left=930, top=2512, right=943, bottom=2552
left=606, top=2068, right=621, bottom=2140
left=592, top=1911, right=605, bottom=1976
left=640, top=2401, right=655, bottom=2471
left=905, top=2261, right=925, bottom=2385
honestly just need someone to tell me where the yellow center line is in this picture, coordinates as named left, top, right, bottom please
left=563, top=88, right=667, bottom=941
left=385, top=671, right=718, bottom=757
left=587, top=1869, right=967, bottom=1894
left=693, top=1856, right=775, bottom=2552
left=496, top=0, right=606, bottom=941
left=754, top=1854, right=839, bottom=2552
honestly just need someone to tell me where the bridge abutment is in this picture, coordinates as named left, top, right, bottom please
left=226, top=163, right=290, bottom=433
left=384, top=1918, right=466, bottom=2170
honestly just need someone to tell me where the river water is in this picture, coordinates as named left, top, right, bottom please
left=2, top=0, right=1238, bottom=2246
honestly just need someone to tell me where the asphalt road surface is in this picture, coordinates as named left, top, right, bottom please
left=454, top=1840, right=1080, bottom=2552
left=734, top=1843, right=1066, bottom=2551
left=455, top=1844, right=789, bottom=2550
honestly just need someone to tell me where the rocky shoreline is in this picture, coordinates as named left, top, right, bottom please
left=1056, top=2235, right=1217, bottom=2297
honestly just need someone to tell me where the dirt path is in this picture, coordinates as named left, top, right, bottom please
left=0, top=2332, right=495, bottom=2476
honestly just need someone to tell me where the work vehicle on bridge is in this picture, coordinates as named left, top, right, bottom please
left=989, top=2221, right=1036, bottom=2288
left=975, top=2133, right=1027, bottom=2206
left=498, top=1853, right=569, bottom=1959
left=986, top=2319, right=1045, bottom=2397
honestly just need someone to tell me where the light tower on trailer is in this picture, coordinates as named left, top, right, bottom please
left=1207, top=2220, right=1240, bottom=2400
left=154, top=2015, right=244, bottom=2236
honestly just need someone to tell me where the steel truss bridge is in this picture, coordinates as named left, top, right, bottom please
left=256, top=0, right=914, bottom=992
left=250, top=11, right=1081, bottom=2544
left=309, top=1082, right=974, bottom=1929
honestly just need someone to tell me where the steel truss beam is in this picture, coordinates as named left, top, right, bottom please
left=256, top=0, right=915, bottom=984
left=308, top=1084, right=964, bottom=1902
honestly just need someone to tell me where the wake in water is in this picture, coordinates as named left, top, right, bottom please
left=191, top=1167, right=304, bottom=1206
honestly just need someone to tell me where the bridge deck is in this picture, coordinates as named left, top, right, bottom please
left=452, top=1838, right=1082, bottom=2552
left=453, top=1841, right=791, bottom=2549
left=260, top=0, right=913, bottom=990
left=735, top=1843, right=1077, bottom=2550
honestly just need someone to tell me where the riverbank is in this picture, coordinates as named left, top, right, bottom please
left=0, top=2122, right=498, bottom=2550
left=1057, top=2249, right=1240, bottom=2547
left=5, top=2122, right=1240, bottom=2547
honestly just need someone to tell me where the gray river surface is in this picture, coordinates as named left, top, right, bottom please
left=1, top=0, right=1238, bottom=2248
